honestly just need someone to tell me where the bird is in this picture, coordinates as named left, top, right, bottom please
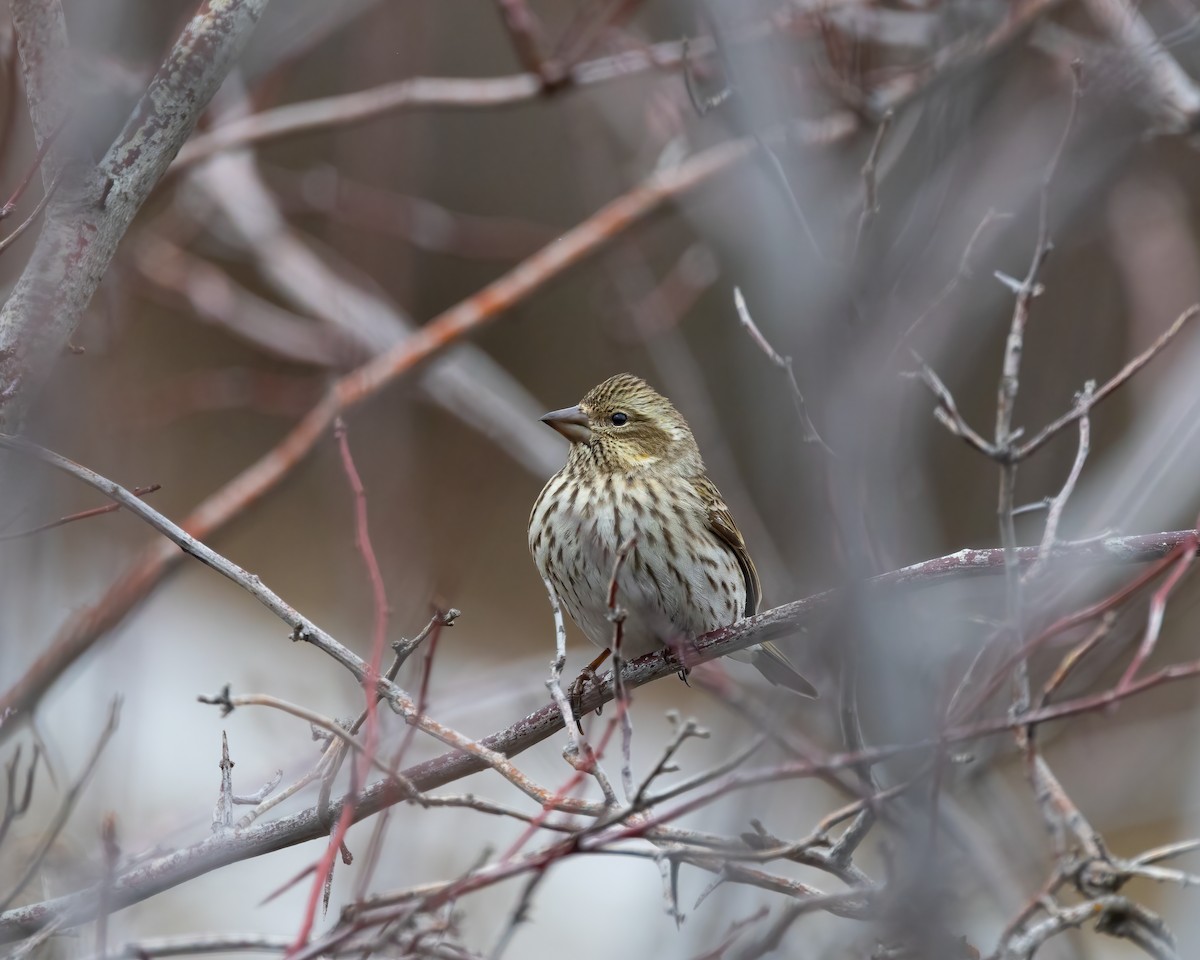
left=528, top=372, right=817, bottom=713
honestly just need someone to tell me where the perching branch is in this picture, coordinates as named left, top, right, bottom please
left=0, top=517, right=1196, bottom=940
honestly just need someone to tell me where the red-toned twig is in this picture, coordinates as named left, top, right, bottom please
left=0, top=119, right=66, bottom=219
left=0, top=483, right=160, bottom=541
left=951, top=535, right=1194, bottom=725
left=351, top=618, right=447, bottom=902
left=1116, top=534, right=1199, bottom=691
left=549, top=0, right=650, bottom=77
left=94, top=814, right=119, bottom=960
left=492, top=0, right=559, bottom=85
left=333, top=417, right=391, bottom=732
left=290, top=419, right=393, bottom=946
left=0, top=169, right=62, bottom=255
left=286, top=802, right=352, bottom=958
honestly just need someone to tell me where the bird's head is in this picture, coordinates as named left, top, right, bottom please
left=539, top=373, right=703, bottom=475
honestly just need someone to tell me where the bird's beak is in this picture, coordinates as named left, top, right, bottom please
left=540, top=405, right=592, bottom=443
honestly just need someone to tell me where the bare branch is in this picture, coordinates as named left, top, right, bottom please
left=732, top=287, right=828, bottom=449
left=0, top=0, right=271, bottom=426
left=1018, top=304, right=1200, bottom=458
left=173, top=38, right=706, bottom=170
left=3, top=530, right=1200, bottom=940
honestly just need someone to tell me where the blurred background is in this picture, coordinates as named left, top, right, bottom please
left=4, top=0, right=1200, bottom=957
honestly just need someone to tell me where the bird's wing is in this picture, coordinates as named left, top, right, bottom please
left=693, top=474, right=761, bottom=616
left=694, top=476, right=817, bottom=698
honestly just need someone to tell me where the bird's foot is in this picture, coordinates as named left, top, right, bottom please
left=568, top=667, right=603, bottom=733
left=566, top=647, right=612, bottom=733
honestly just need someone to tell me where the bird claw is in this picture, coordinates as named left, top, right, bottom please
left=569, top=666, right=602, bottom=732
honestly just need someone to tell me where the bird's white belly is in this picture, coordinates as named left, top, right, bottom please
left=530, top=474, right=747, bottom=659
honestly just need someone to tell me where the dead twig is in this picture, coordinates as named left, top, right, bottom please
left=732, top=287, right=829, bottom=450
left=0, top=483, right=160, bottom=541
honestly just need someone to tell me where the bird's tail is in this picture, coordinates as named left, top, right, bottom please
left=751, top=642, right=819, bottom=698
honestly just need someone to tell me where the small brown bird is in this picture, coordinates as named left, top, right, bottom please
left=528, top=373, right=816, bottom=702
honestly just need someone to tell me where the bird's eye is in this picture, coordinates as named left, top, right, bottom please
left=610, top=412, right=628, bottom=426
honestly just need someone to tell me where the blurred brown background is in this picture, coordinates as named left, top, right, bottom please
left=4, top=1, right=1200, bottom=957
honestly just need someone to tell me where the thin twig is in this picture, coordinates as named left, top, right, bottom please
left=0, top=483, right=160, bottom=541
left=1031, top=385, right=1093, bottom=570
left=195, top=689, right=403, bottom=783
left=732, top=287, right=828, bottom=449
left=608, top=537, right=637, bottom=801
left=908, top=353, right=997, bottom=456
left=0, top=170, right=62, bottom=255
left=1018, top=304, right=1200, bottom=458
left=994, top=61, right=1082, bottom=720
left=0, top=744, right=39, bottom=848
left=1116, top=536, right=1199, bottom=691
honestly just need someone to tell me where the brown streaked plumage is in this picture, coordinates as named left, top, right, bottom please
left=528, top=373, right=817, bottom=701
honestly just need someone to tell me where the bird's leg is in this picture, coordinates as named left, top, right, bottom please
left=569, top=647, right=611, bottom=731
left=663, top=634, right=696, bottom=686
